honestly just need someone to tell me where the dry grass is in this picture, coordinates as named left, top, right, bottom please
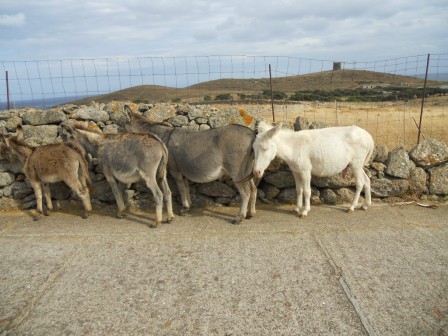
left=217, top=96, right=448, bottom=150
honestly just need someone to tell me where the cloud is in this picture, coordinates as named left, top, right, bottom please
left=0, top=0, right=447, bottom=62
left=0, top=13, right=26, bottom=26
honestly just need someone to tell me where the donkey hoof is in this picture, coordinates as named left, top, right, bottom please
left=346, top=207, right=354, bottom=213
left=166, top=216, right=175, bottom=223
left=298, top=212, right=308, bottom=219
left=149, top=222, right=160, bottom=229
left=361, top=205, right=368, bottom=211
left=43, top=209, right=50, bottom=216
left=179, top=207, right=189, bottom=216
left=231, top=217, right=244, bottom=225
left=82, top=212, right=89, bottom=219
left=116, top=212, right=124, bottom=219
left=245, top=214, right=253, bottom=220
left=33, top=216, right=40, bottom=221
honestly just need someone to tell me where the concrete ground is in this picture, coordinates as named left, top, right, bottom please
left=0, top=201, right=447, bottom=336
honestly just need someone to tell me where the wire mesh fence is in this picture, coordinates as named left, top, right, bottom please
left=1, top=54, right=448, bottom=149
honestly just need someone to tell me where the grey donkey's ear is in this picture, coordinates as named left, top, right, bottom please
left=124, top=104, right=135, bottom=122
left=58, top=123, right=74, bottom=140
left=263, top=123, right=282, bottom=139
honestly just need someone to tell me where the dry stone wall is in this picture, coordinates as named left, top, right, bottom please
left=0, top=102, right=447, bottom=212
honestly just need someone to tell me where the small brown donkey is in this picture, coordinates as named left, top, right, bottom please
left=62, top=122, right=174, bottom=228
left=0, top=126, right=92, bottom=220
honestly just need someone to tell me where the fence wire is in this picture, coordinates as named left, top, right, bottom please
left=1, top=54, right=448, bottom=149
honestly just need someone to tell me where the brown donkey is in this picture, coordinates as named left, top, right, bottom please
left=62, top=122, right=174, bottom=228
left=1, top=126, right=92, bottom=220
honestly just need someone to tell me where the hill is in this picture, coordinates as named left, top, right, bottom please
left=70, top=69, right=444, bottom=105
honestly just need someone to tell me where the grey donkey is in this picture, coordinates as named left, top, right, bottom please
left=124, top=108, right=257, bottom=224
left=0, top=126, right=92, bottom=221
left=62, top=122, right=174, bottom=228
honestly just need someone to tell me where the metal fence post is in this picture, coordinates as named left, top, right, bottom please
left=6, top=70, right=11, bottom=111
left=417, top=54, right=430, bottom=144
left=269, top=64, right=275, bottom=123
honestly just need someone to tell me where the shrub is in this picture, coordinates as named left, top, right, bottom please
left=215, top=93, right=232, bottom=101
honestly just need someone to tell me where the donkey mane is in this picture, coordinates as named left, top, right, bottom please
left=71, top=121, right=166, bottom=146
left=128, top=111, right=172, bottom=127
left=7, top=136, right=35, bottom=149
left=70, top=121, right=103, bottom=134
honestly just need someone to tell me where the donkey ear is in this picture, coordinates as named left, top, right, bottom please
left=63, top=124, right=74, bottom=135
left=15, top=125, right=24, bottom=141
left=2, top=134, right=11, bottom=148
left=124, top=104, right=134, bottom=122
left=263, top=123, right=281, bottom=139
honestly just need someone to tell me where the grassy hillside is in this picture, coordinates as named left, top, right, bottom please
left=70, top=69, right=443, bottom=105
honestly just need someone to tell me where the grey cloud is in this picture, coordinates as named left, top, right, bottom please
left=0, top=0, right=447, bottom=62
left=0, top=13, right=26, bottom=26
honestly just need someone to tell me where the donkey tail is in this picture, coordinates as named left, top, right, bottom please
left=364, top=145, right=374, bottom=167
left=156, top=140, right=169, bottom=184
left=77, top=153, right=92, bottom=188
left=66, top=141, right=91, bottom=187
left=362, top=144, right=375, bottom=177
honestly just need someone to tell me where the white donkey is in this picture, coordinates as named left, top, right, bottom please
left=253, top=121, right=375, bottom=217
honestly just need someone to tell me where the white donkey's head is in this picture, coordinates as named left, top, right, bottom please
left=253, top=121, right=282, bottom=178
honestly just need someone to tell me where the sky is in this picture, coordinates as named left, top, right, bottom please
left=1, top=0, right=447, bottom=62
left=0, top=0, right=448, bottom=105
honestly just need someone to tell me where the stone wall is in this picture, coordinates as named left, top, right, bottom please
left=0, top=102, right=447, bottom=212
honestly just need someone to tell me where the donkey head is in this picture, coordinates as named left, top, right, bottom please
left=0, top=126, right=30, bottom=163
left=61, top=122, right=102, bottom=157
left=252, top=122, right=281, bottom=178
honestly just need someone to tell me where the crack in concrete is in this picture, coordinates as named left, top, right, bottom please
left=314, top=234, right=377, bottom=336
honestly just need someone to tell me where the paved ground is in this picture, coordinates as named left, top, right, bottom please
left=0, top=201, right=447, bottom=336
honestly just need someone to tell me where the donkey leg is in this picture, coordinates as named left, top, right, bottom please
left=292, top=172, right=304, bottom=217
left=160, top=176, right=175, bottom=222
left=233, top=181, right=251, bottom=224
left=104, top=173, right=126, bottom=218
left=361, top=171, right=371, bottom=210
left=183, top=177, right=192, bottom=209
left=247, top=179, right=257, bottom=218
left=77, top=182, right=92, bottom=219
left=42, top=183, right=53, bottom=216
left=171, top=171, right=190, bottom=215
left=143, top=176, right=164, bottom=228
left=301, top=175, right=312, bottom=218
left=66, top=179, right=92, bottom=219
left=348, top=167, right=364, bottom=212
left=29, top=181, right=44, bottom=221
left=79, top=190, right=92, bottom=219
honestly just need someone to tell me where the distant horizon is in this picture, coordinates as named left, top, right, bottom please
left=0, top=95, right=93, bottom=110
